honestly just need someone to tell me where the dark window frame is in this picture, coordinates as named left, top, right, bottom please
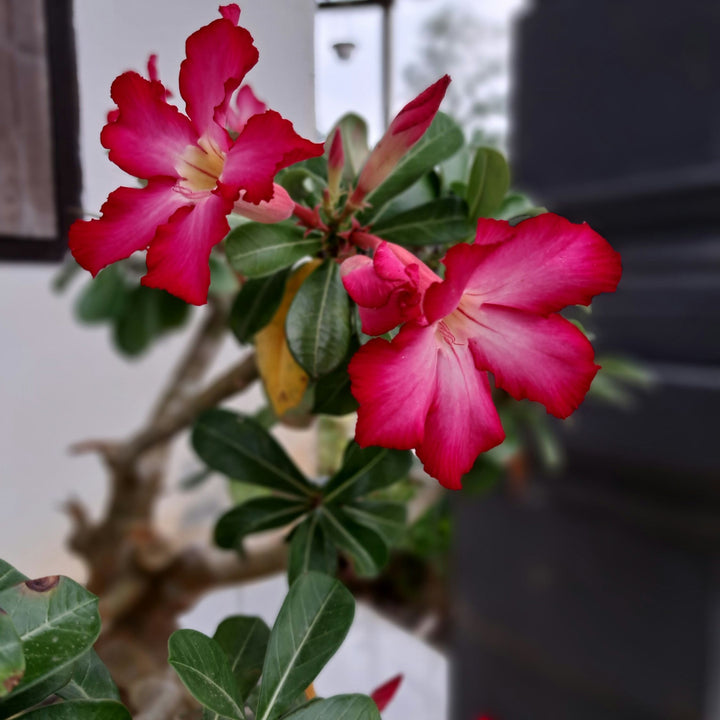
left=0, top=0, right=81, bottom=262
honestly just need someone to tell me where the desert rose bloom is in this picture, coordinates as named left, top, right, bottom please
left=342, top=214, right=622, bottom=489
left=348, top=75, right=450, bottom=207
left=69, top=4, right=323, bottom=305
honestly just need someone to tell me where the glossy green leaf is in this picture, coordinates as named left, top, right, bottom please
left=287, top=514, right=338, bottom=585
left=230, top=271, right=289, bottom=345
left=311, top=362, right=357, bottom=416
left=282, top=694, right=381, bottom=720
left=330, top=113, right=369, bottom=181
left=255, top=573, right=354, bottom=720
left=210, top=255, right=240, bottom=296
left=113, top=286, right=189, bottom=357
left=319, top=507, right=388, bottom=577
left=323, top=444, right=412, bottom=504
left=0, top=561, right=25, bottom=592
left=0, top=576, right=101, bottom=717
left=343, top=501, right=407, bottom=546
left=359, top=112, right=464, bottom=222
left=14, top=699, right=131, bottom=719
left=168, top=629, right=245, bottom=720
left=276, top=168, right=325, bottom=205
left=0, top=613, right=24, bottom=698
left=226, top=223, right=321, bottom=279
left=493, top=191, right=537, bottom=220
left=56, top=650, right=120, bottom=702
left=214, top=616, right=270, bottom=701
left=466, top=146, right=510, bottom=220
left=286, top=260, right=351, bottom=379
left=371, top=197, right=472, bottom=246
left=215, top=497, right=310, bottom=550
left=75, top=266, right=128, bottom=323
left=192, top=409, right=315, bottom=498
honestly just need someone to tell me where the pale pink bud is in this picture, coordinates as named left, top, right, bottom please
left=350, top=75, right=450, bottom=206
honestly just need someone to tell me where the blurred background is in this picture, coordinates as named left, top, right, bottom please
left=2, top=0, right=719, bottom=718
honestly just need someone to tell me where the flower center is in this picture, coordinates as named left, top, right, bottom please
left=177, top=140, right=225, bottom=193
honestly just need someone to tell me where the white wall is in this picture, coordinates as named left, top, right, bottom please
left=0, top=0, right=317, bottom=580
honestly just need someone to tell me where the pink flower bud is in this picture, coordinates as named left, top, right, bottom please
left=350, top=75, right=450, bottom=206
left=327, top=127, right=344, bottom=201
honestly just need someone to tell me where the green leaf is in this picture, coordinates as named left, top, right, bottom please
left=0, top=613, right=24, bottom=698
left=371, top=197, right=472, bottom=246
left=311, top=363, right=357, bottom=416
left=343, top=501, right=406, bottom=546
left=319, top=507, right=388, bottom=577
left=493, top=191, right=538, bottom=220
left=56, top=650, right=120, bottom=702
left=230, top=271, right=289, bottom=345
left=359, top=112, right=464, bottom=223
left=287, top=514, right=338, bottom=585
left=169, top=629, right=245, bottom=720
left=0, top=561, right=25, bottom=592
left=0, top=576, right=101, bottom=718
left=276, top=168, right=325, bottom=205
left=215, top=497, right=310, bottom=550
left=75, top=266, right=128, bottom=323
left=281, top=694, right=381, bottom=720
left=210, top=255, right=240, bottom=296
left=403, top=495, right=452, bottom=559
left=113, top=286, right=190, bottom=357
left=330, top=113, right=370, bottom=181
left=466, top=146, right=510, bottom=220
left=285, top=260, right=351, bottom=379
left=192, top=409, right=315, bottom=498
left=226, top=223, right=321, bottom=279
left=255, top=573, right=354, bottom=720
left=214, top=617, right=270, bottom=701
left=14, top=699, right=131, bottom=719
left=323, top=444, right=412, bottom=504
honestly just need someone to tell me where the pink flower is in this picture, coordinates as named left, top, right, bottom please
left=349, top=76, right=450, bottom=207
left=342, top=214, right=622, bottom=489
left=69, top=4, right=323, bottom=305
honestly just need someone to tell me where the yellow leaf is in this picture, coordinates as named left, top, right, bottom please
left=255, top=261, right=320, bottom=416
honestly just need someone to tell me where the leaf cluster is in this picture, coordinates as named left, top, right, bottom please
left=169, top=572, right=381, bottom=720
left=0, top=559, right=128, bottom=719
left=192, top=409, right=412, bottom=581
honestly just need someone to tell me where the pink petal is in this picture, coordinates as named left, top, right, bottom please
left=219, top=3, right=241, bottom=24
left=351, top=75, right=450, bottom=203
left=179, top=15, right=258, bottom=151
left=342, top=243, right=436, bottom=335
left=342, top=252, right=413, bottom=335
left=233, top=183, right=293, bottom=223
left=415, top=336, right=504, bottom=489
left=424, top=242, right=494, bottom=324
left=101, top=72, right=197, bottom=179
left=349, top=324, right=439, bottom=451
left=147, top=54, right=173, bottom=99
left=466, top=214, right=622, bottom=314
left=219, top=110, right=324, bottom=204
left=142, top=192, right=232, bottom=305
left=370, top=674, right=403, bottom=712
left=341, top=255, right=391, bottom=308
left=226, top=85, right=267, bottom=134
left=68, top=179, right=189, bottom=276
left=466, top=304, right=600, bottom=418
